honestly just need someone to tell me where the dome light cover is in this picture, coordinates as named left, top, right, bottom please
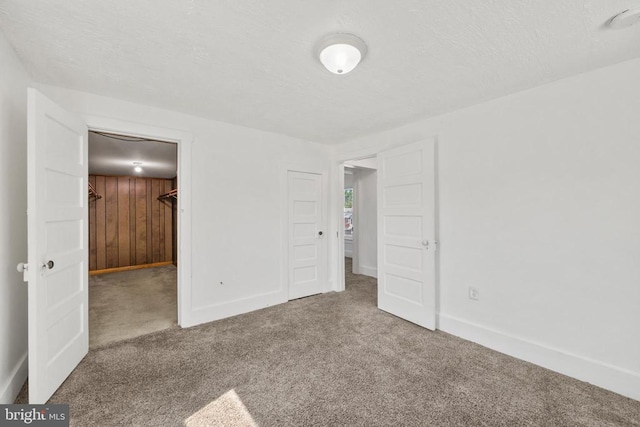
left=609, top=7, right=640, bottom=29
left=317, top=34, right=367, bottom=75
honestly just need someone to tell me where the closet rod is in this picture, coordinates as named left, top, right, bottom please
left=88, top=182, right=102, bottom=199
left=158, top=188, right=177, bottom=201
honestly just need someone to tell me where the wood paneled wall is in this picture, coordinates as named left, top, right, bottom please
left=89, top=175, right=175, bottom=271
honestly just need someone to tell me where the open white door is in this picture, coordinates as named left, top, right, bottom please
left=377, top=140, right=436, bottom=330
left=288, top=171, right=325, bottom=300
left=27, top=89, right=89, bottom=403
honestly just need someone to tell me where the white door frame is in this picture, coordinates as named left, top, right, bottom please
left=335, top=161, right=361, bottom=293
left=336, top=163, right=346, bottom=292
left=83, top=116, right=193, bottom=327
left=345, top=167, right=360, bottom=274
left=337, top=156, right=377, bottom=290
left=281, top=163, right=329, bottom=299
left=334, top=140, right=440, bottom=326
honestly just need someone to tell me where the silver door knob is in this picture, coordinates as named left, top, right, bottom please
left=421, top=240, right=429, bottom=248
left=43, top=260, right=54, bottom=270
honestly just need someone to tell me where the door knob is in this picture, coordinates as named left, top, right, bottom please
left=318, top=231, right=323, bottom=236
left=43, top=260, right=54, bottom=270
left=421, top=240, right=438, bottom=251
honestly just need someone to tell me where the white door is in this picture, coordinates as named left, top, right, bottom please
left=27, top=89, right=89, bottom=403
left=377, top=140, right=436, bottom=329
left=288, top=171, right=324, bottom=300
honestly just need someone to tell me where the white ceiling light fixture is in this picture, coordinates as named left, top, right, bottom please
left=317, top=33, right=367, bottom=75
left=133, top=161, right=143, bottom=173
left=609, top=7, right=640, bottom=29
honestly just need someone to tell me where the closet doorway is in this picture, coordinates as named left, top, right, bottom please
left=88, top=131, right=178, bottom=347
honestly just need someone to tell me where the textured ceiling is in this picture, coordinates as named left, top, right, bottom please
left=89, top=132, right=177, bottom=179
left=1, top=1, right=639, bottom=144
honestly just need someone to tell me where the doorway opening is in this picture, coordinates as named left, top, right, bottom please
left=342, top=157, right=378, bottom=294
left=87, top=130, right=178, bottom=348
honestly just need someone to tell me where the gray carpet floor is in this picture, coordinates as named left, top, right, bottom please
left=89, top=265, right=177, bottom=348
left=16, top=259, right=640, bottom=426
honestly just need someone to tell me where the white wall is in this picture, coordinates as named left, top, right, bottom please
left=337, top=58, right=640, bottom=400
left=0, top=29, right=29, bottom=403
left=344, top=171, right=354, bottom=189
left=353, top=168, right=377, bottom=278
left=35, top=83, right=334, bottom=327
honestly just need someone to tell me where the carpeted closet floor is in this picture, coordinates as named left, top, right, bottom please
left=16, top=259, right=640, bottom=426
left=89, top=265, right=178, bottom=348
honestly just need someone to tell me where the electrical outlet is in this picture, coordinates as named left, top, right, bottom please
left=468, top=287, right=479, bottom=301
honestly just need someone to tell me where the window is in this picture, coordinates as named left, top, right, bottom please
left=344, top=188, right=353, bottom=237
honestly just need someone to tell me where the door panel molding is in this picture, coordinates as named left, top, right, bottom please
left=27, top=88, right=89, bottom=403
left=377, top=140, right=437, bottom=330
left=280, top=163, right=329, bottom=301
left=287, top=171, right=324, bottom=300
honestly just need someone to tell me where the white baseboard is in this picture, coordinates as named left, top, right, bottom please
left=439, top=314, right=640, bottom=401
left=359, top=265, right=377, bottom=279
left=182, top=290, right=286, bottom=328
left=0, top=353, right=27, bottom=404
